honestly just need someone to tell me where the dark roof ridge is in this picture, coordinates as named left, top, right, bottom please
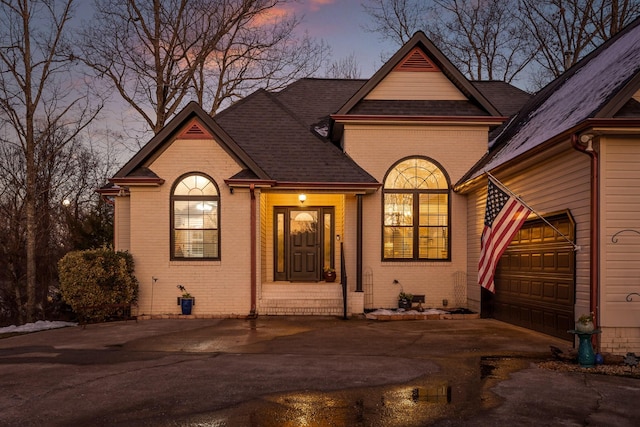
left=261, top=88, right=317, bottom=132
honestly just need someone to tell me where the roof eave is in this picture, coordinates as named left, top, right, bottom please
left=455, top=118, right=640, bottom=193
left=225, top=179, right=381, bottom=193
left=331, top=115, right=508, bottom=125
left=109, top=177, right=165, bottom=187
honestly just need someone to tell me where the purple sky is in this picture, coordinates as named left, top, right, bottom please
left=288, top=0, right=399, bottom=77
left=74, top=1, right=398, bottom=78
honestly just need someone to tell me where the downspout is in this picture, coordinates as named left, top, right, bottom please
left=356, top=194, right=363, bottom=292
left=249, top=184, right=257, bottom=318
left=571, top=134, right=599, bottom=349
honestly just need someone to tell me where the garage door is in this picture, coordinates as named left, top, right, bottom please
left=485, top=212, right=575, bottom=340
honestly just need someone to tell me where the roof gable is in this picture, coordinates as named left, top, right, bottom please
left=178, top=119, right=211, bottom=139
left=336, top=32, right=500, bottom=116
left=113, top=102, right=268, bottom=181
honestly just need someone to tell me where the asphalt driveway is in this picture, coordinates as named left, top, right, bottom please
left=1, top=317, right=638, bottom=426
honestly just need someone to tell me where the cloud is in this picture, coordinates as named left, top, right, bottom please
left=308, top=0, right=337, bottom=12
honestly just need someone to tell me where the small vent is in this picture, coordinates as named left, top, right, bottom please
left=179, top=120, right=211, bottom=139
left=395, top=48, right=439, bottom=72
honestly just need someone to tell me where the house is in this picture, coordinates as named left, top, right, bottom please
left=102, top=19, right=640, bottom=355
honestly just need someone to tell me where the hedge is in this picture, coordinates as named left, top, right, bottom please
left=58, top=248, right=139, bottom=322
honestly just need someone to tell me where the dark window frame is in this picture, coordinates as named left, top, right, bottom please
left=381, top=156, right=451, bottom=262
left=170, top=172, right=221, bottom=261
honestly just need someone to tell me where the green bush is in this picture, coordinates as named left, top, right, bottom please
left=58, top=248, right=139, bottom=322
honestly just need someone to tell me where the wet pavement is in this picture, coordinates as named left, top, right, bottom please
left=1, top=316, right=639, bottom=426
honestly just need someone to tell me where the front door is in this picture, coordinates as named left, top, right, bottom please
left=290, top=210, right=319, bottom=281
left=274, top=207, right=334, bottom=282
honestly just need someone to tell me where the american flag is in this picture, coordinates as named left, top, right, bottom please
left=478, top=177, right=531, bottom=293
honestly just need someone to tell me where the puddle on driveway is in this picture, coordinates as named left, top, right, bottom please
left=172, top=356, right=533, bottom=426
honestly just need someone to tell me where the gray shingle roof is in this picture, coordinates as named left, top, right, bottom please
left=349, top=100, right=490, bottom=116
left=273, top=78, right=367, bottom=127
left=215, top=87, right=377, bottom=184
left=470, top=81, right=532, bottom=117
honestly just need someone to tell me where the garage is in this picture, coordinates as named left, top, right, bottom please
left=483, top=212, right=576, bottom=340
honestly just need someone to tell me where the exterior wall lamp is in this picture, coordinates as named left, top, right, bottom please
left=298, top=193, right=307, bottom=204
left=580, top=133, right=594, bottom=151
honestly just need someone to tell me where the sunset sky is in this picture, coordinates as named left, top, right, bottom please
left=288, top=0, right=399, bottom=77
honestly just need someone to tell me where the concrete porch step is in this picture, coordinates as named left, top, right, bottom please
left=259, top=282, right=345, bottom=315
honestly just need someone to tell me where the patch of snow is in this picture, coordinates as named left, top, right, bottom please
left=0, top=320, right=77, bottom=335
left=477, top=23, right=640, bottom=178
left=365, top=308, right=448, bottom=319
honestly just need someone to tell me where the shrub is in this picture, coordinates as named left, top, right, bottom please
left=58, top=248, right=139, bottom=322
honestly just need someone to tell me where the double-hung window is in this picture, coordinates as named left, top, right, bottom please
left=171, top=173, right=220, bottom=260
left=383, top=157, right=450, bottom=260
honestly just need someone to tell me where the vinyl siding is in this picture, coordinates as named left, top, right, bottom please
left=365, top=71, right=467, bottom=101
left=465, top=144, right=591, bottom=316
left=600, top=136, right=640, bottom=333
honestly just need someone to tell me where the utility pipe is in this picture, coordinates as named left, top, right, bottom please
left=250, top=184, right=257, bottom=317
left=571, top=133, right=599, bottom=350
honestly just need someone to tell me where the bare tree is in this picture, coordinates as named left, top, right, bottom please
left=519, top=0, right=599, bottom=85
left=0, top=0, right=100, bottom=323
left=518, top=0, right=640, bottom=88
left=593, top=0, right=640, bottom=38
left=362, top=0, right=537, bottom=84
left=326, top=53, right=363, bottom=79
left=429, top=0, right=537, bottom=83
left=78, top=0, right=329, bottom=134
left=361, top=0, right=430, bottom=45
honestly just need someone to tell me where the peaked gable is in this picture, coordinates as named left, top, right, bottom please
left=367, top=46, right=465, bottom=101
left=178, top=119, right=211, bottom=139
left=336, top=32, right=500, bottom=116
left=112, top=102, right=268, bottom=182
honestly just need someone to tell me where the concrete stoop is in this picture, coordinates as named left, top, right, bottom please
left=258, top=282, right=345, bottom=316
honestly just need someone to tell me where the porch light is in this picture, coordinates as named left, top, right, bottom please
left=298, top=193, right=307, bottom=204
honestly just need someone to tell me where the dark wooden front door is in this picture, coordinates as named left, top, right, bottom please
left=289, top=210, right=319, bottom=281
left=485, top=212, right=575, bottom=340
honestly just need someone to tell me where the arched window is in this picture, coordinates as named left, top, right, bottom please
left=171, top=173, right=220, bottom=259
left=383, top=157, right=450, bottom=260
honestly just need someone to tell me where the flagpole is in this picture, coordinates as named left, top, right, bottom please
left=486, top=172, right=581, bottom=251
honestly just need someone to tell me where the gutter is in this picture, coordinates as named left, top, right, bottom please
left=571, top=133, right=599, bottom=351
